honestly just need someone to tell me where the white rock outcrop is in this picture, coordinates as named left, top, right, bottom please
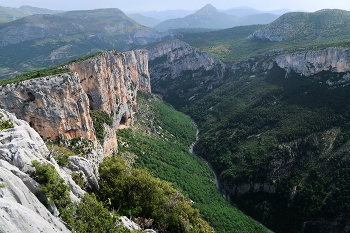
left=0, top=110, right=74, bottom=232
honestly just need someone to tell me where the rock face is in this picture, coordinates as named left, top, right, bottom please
left=0, top=109, right=143, bottom=232
left=0, top=49, right=150, bottom=158
left=0, top=110, right=71, bottom=232
left=275, top=48, right=350, bottom=76
left=146, top=40, right=226, bottom=102
left=0, top=73, right=94, bottom=142
left=68, top=156, right=99, bottom=192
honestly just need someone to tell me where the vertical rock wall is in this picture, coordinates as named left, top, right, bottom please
left=0, top=49, right=150, bottom=158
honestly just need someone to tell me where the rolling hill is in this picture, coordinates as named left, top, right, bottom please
left=248, top=9, right=350, bottom=42
left=0, top=8, right=172, bottom=79
left=0, top=5, right=62, bottom=21
left=127, top=13, right=161, bottom=27
left=221, top=6, right=290, bottom=17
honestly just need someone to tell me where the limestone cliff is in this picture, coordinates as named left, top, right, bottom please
left=0, top=109, right=146, bottom=232
left=0, top=110, right=73, bottom=232
left=275, top=48, right=350, bottom=76
left=146, top=40, right=226, bottom=103
left=0, top=49, right=150, bottom=160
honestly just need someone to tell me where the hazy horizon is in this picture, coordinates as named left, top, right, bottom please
left=1, top=0, right=350, bottom=13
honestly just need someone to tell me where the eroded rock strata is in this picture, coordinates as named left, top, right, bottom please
left=0, top=49, right=150, bottom=159
left=146, top=40, right=226, bottom=101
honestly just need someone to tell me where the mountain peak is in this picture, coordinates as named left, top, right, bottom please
left=196, top=4, right=218, bottom=14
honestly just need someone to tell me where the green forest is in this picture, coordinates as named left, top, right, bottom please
left=115, top=91, right=267, bottom=232
left=158, top=60, right=350, bottom=232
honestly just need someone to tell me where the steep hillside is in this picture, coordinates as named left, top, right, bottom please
left=0, top=5, right=61, bottom=21
left=145, top=39, right=227, bottom=107
left=180, top=16, right=350, bottom=66
left=151, top=41, right=350, bottom=232
left=0, top=46, right=269, bottom=232
left=115, top=91, right=267, bottom=232
left=154, top=4, right=279, bottom=31
left=248, top=9, right=350, bottom=42
left=127, top=13, right=161, bottom=27
left=222, top=6, right=290, bottom=17
left=0, top=8, right=171, bottom=79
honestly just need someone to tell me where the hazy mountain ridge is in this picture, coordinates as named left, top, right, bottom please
left=248, top=9, right=350, bottom=41
left=0, top=8, right=174, bottom=79
left=126, top=13, right=161, bottom=27
left=0, top=5, right=62, bottom=21
left=221, top=6, right=291, bottom=17
left=154, top=4, right=279, bottom=30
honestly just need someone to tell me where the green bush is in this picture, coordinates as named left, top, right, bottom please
left=90, top=110, right=113, bottom=141
left=71, top=193, right=129, bottom=233
left=46, top=144, right=75, bottom=167
left=0, top=114, right=14, bottom=130
left=72, top=172, right=86, bottom=190
left=67, top=137, right=94, bottom=156
left=31, top=160, right=74, bottom=225
left=32, top=160, right=131, bottom=232
left=98, top=156, right=214, bottom=233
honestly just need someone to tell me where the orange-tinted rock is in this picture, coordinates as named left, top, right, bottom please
left=0, top=49, right=150, bottom=160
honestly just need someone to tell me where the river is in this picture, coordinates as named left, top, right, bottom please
left=188, top=118, right=275, bottom=233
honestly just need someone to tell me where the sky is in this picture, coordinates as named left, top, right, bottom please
left=1, top=0, right=350, bottom=13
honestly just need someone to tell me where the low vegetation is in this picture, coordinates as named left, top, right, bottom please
left=114, top=91, right=267, bottom=232
left=0, top=66, right=71, bottom=86
left=0, top=52, right=105, bottom=86
left=89, top=110, right=113, bottom=141
left=161, top=63, right=350, bottom=232
left=181, top=22, right=350, bottom=65
left=0, top=114, right=14, bottom=130
left=99, top=156, right=214, bottom=233
left=31, top=160, right=131, bottom=233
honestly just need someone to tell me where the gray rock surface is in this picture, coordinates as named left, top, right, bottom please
left=0, top=110, right=49, bottom=170
left=0, top=109, right=85, bottom=231
left=119, top=216, right=141, bottom=231
left=146, top=39, right=226, bottom=100
left=275, top=48, right=350, bottom=76
left=0, top=163, right=70, bottom=232
left=68, top=156, right=99, bottom=192
left=0, top=49, right=151, bottom=160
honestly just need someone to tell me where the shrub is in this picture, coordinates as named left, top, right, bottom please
left=90, top=110, right=113, bottom=141
left=98, top=156, right=214, bottom=233
left=46, top=144, right=75, bottom=167
left=32, top=160, right=130, bottom=232
left=0, top=114, right=14, bottom=130
left=31, top=160, right=74, bottom=225
left=71, top=193, right=129, bottom=233
left=72, top=172, right=86, bottom=190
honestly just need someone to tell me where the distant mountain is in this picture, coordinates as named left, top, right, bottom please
left=0, top=5, right=61, bottom=21
left=248, top=9, right=350, bottom=42
left=0, top=17, right=11, bottom=23
left=0, top=8, right=171, bottom=79
left=129, top=10, right=196, bottom=21
left=221, top=6, right=290, bottom=17
left=154, top=4, right=279, bottom=31
left=127, top=13, right=161, bottom=27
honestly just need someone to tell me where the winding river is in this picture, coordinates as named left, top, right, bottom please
left=188, top=118, right=275, bottom=233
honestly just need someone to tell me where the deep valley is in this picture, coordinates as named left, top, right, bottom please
left=0, top=3, right=350, bottom=233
